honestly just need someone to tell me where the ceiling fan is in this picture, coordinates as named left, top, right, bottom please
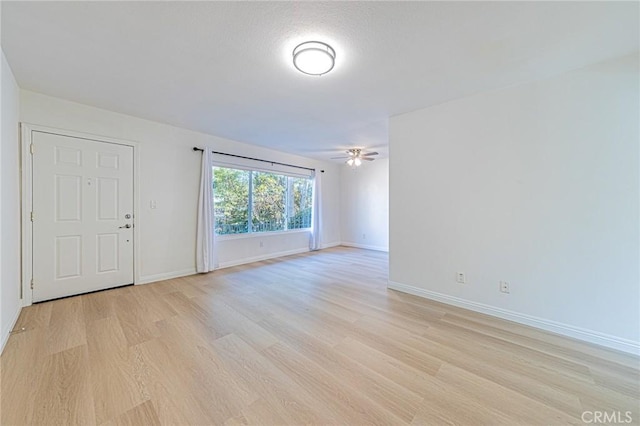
left=331, top=148, right=378, bottom=167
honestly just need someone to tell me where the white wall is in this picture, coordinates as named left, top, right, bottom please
left=340, top=158, right=389, bottom=251
left=20, top=90, right=341, bottom=287
left=1, top=50, right=22, bottom=351
left=389, top=54, right=639, bottom=353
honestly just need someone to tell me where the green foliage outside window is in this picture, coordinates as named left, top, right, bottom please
left=213, top=168, right=249, bottom=234
left=252, top=171, right=286, bottom=232
left=213, top=166, right=313, bottom=235
left=289, top=177, right=312, bottom=229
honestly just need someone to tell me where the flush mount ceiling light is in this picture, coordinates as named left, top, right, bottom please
left=292, top=41, right=336, bottom=76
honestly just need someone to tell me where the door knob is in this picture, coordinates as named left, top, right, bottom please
left=119, top=224, right=132, bottom=229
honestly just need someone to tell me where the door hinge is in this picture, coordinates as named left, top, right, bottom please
left=30, top=211, right=34, bottom=221
left=30, top=143, right=35, bottom=155
left=30, top=279, right=34, bottom=290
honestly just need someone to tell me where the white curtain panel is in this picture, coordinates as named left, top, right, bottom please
left=310, top=169, right=322, bottom=251
left=196, top=148, right=216, bottom=273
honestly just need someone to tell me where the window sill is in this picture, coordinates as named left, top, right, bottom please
left=216, top=228, right=311, bottom=241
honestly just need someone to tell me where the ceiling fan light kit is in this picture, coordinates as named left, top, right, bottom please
left=331, top=148, right=378, bottom=167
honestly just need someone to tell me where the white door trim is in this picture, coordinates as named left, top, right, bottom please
left=20, top=123, right=141, bottom=306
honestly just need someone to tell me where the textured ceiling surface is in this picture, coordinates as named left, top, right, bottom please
left=2, top=1, right=638, bottom=160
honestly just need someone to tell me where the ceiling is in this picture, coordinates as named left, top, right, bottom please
left=2, top=2, right=638, bottom=161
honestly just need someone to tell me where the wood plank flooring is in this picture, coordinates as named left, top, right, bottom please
left=1, top=247, right=638, bottom=425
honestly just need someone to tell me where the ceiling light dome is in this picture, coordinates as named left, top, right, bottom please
left=292, top=41, right=336, bottom=76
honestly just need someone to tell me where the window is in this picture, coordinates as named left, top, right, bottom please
left=288, top=176, right=313, bottom=230
left=213, top=167, right=249, bottom=235
left=213, top=166, right=312, bottom=235
left=252, top=171, right=286, bottom=232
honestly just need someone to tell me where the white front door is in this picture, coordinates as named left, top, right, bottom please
left=32, top=131, right=134, bottom=302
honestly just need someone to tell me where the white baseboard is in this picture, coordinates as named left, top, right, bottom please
left=135, top=243, right=346, bottom=283
left=217, top=247, right=311, bottom=270
left=341, top=242, right=389, bottom=252
left=137, top=268, right=196, bottom=285
left=321, top=241, right=341, bottom=249
left=1, top=304, right=23, bottom=355
left=387, top=280, right=640, bottom=356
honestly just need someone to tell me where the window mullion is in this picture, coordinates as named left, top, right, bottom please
left=248, top=171, right=253, bottom=233
left=285, top=177, right=291, bottom=230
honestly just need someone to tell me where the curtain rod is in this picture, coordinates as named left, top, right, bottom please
left=193, top=147, right=324, bottom=173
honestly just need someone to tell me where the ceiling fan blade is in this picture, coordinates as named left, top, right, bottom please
left=361, top=152, right=379, bottom=156
left=361, top=157, right=375, bottom=161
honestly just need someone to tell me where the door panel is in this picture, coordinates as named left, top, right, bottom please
left=55, top=235, right=82, bottom=279
left=55, top=174, right=82, bottom=221
left=97, top=177, right=119, bottom=220
left=32, top=131, right=134, bottom=302
left=96, top=233, right=119, bottom=273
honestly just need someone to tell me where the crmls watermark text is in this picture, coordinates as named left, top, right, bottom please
left=581, top=411, right=633, bottom=424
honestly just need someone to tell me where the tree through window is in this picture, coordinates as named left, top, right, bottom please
left=213, top=166, right=312, bottom=235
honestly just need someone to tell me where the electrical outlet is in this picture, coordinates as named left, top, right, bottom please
left=259, top=241, right=264, bottom=248
left=362, top=233, right=366, bottom=239
left=456, top=272, right=466, bottom=284
left=500, top=281, right=510, bottom=293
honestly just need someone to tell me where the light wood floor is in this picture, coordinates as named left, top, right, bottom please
left=1, top=247, right=638, bottom=425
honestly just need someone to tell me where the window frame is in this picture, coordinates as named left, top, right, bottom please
left=212, top=163, right=313, bottom=239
